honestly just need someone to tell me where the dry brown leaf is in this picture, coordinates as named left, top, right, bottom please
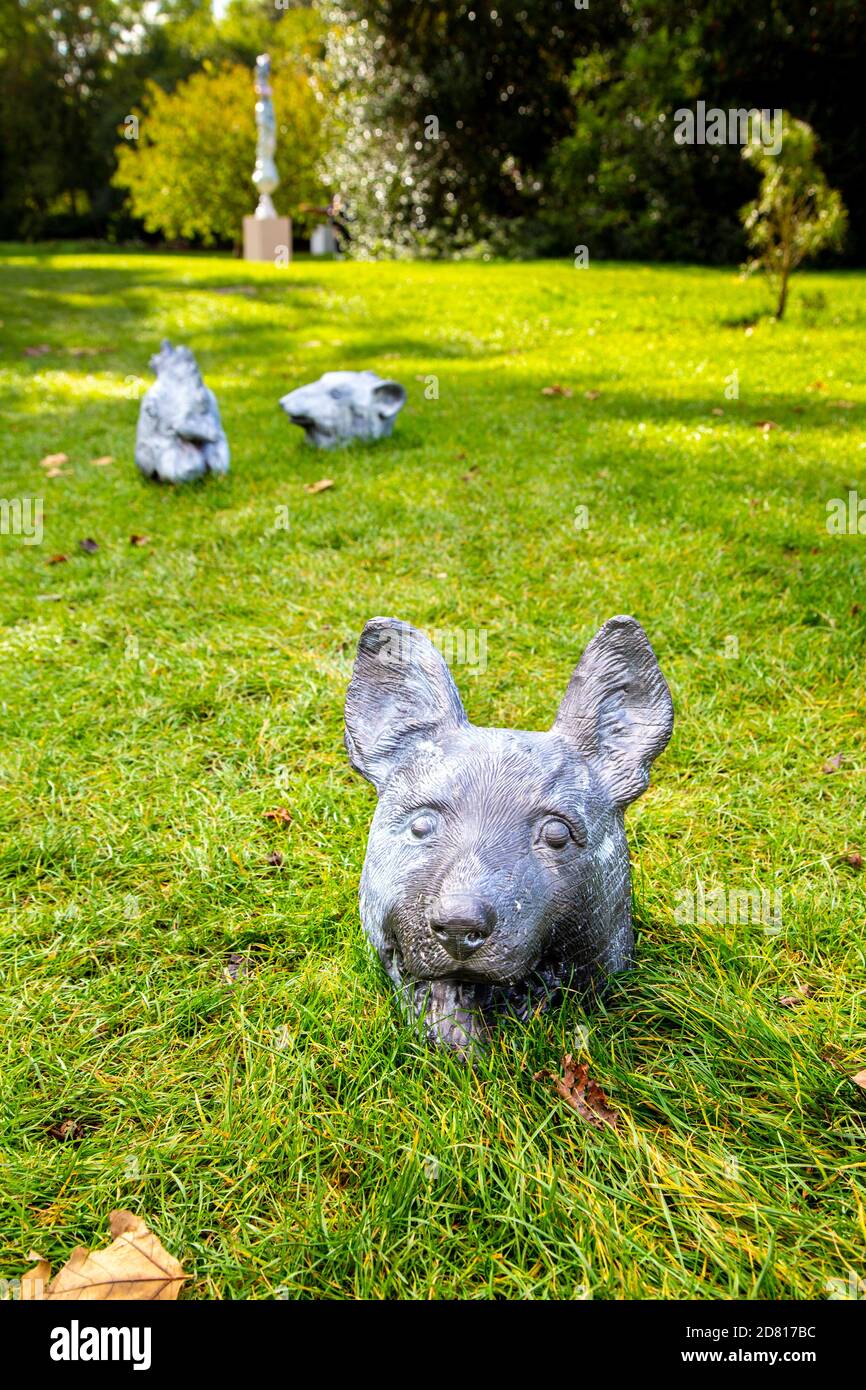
left=852, top=1069, right=866, bottom=1089
left=822, top=753, right=843, bottom=773
left=47, top=554, right=68, bottom=566
left=40, top=452, right=68, bottom=468
left=753, top=420, right=778, bottom=432
left=79, top=538, right=99, bottom=554
left=711, top=407, right=724, bottom=416
left=21, top=1253, right=52, bottom=1300
left=41, top=1210, right=185, bottom=1301
left=264, top=807, right=292, bottom=825
left=584, top=389, right=601, bottom=401
left=778, top=984, right=812, bottom=1008
left=535, top=1054, right=621, bottom=1130
left=304, top=478, right=334, bottom=494
left=541, top=384, right=573, bottom=398
left=129, top=533, right=150, bottom=546
left=845, top=851, right=863, bottom=869
left=90, top=455, right=113, bottom=466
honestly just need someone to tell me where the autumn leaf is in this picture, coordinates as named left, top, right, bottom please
left=541, top=384, right=573, bottom=397
left=753, top=420, right=778, bottom=432
left=822, top=753, right=843, bottom=773
left=79, top=538, right=99, bottom=554
left=845, top=850, right=863, bottom=869
left=34, top=1210, right=186, bottom=1301
left=584, top=389, right=601, bottom=401
left=47, top=554, right=68, bottom=566
left=40, top=453, right=68, bottom=469
left=304, top=478, right=334, bottom=494
left=711, top=407, right=724, bottom=416
left=21, top=1253, right=51, bottom=1301
left=852, top=1069, right=866, bottom=1089
left=535, top=1054, right=621, bottom=1130
left=129, top=534, right=149, bottom=546
left=264, top=807, right=292, bottom=825
left=778, top=984, right=812, bottom=1008
left=267, top=851, right=284, bottom=867
left=90, top=455, right=114, bottom=466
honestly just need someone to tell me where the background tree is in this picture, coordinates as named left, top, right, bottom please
left=114, top=59, right=326, bottom=245
left=740, top=114, right=847, bottom=319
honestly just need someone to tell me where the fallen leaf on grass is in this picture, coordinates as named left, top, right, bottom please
left=845, top=850, right=863, bottom=869
left=28, top=1210, right=185, bottom=1301
left=24, top=344, right=51, bottom=357
left=224, top=952, right=252, bottom=983
left=47, top=554, right=68, bottom=566
left=129, top=533, right=149, bottom=546
left=541, top=383, right=573, bottom=398
left=778, top=984, right=813, bottom=1008
left=49, top=1118, right=86, bottom=1141
left=304, top=478, right=334, bottom=494
left=584, top=388, right=601, bottom=401
left=21, top=1253, right=52, bottom=1300
left=534, top=1054, right=621, bottom=1130
left=40, top=452, right=68, bottom=469
left=808, top=380, right=826, bottom=391
left=461, top=465, right=479, bottom=481
left=753, top=420, right=778, bottom=432
left=852, top=1069, right=866, bottom=1089
left=822, top=753, right=843, bottom=773
left=78, top=538, right=99, bottom=554
left=90, top=455, right=113, bottom=467
left=267, top=851, right=284, bottom=867
left=264, top=807, right=292, bottom=825
left=711, top=407, right=724, bottom=416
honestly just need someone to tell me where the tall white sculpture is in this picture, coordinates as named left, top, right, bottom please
left=243, top=55, right=292, bottom=263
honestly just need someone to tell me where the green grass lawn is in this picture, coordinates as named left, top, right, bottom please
left=1, top=247, right=864, bottom=1300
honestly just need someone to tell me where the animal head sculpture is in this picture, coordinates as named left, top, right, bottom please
left=279, top=370, right=406, bottom=447
left=345, top=616, right=674, bottom=1057
left=135, top=341, right=229, bottom=483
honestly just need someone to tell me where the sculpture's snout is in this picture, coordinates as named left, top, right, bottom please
left=429, top=894, right=497, bottom=961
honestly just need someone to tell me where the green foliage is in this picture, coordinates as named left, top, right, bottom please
left=741, top=114, right=848, bottom=319
left=114, top=60, right=326, bottom=245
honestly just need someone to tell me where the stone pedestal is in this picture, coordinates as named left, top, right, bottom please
left=243, top=215, right=291, bottom=264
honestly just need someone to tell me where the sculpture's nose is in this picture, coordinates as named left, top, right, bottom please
left=279, top=390, right=313, bottom=424
left=429, top=894, right=497, bottom=961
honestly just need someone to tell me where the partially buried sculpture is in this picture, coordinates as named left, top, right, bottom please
left=345, top=615, right=674, bottom=1058
left=280, top=370, right=406, bottom=447
left=135, top=341, right=229, bottom=483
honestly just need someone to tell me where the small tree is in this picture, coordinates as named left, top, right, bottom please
left=740, top=113, right=847, bottom=320
left=114, top=59, right=325, bottom=246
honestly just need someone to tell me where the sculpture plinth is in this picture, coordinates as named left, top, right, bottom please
left=243, top=54, right=291, bottom=264
left=243, top=214, right=291, bottom=264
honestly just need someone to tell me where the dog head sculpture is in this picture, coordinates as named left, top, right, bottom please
left=279, top=370, right=406, bottom=447
left=345, top=616, right=673, bottom=1057
left=135, top=341, right=229, bottom=483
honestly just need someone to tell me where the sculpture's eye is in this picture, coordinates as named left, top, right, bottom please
left=410, top=813, right=437, bottom=839
left=539, top=817, right=573, bottom=849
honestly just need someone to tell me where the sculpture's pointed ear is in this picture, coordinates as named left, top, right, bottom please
left=371, top=380, right=406, bottom=418
left=345, top=618, right=468, bottom=791
left=552, top=615, right=673, bottom=808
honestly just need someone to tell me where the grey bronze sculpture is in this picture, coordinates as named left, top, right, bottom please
left=135, top=341, right=229, bottom=483
left=252, top=53, right=279, bottom=219
left=345, top=615, right=674, bottom=1057
left=279, top=371, right=406, bottom=447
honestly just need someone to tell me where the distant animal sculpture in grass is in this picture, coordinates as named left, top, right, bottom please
left=135, top=341, right=229, bottom=483
left=279, top=370, right=406, bottom=447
